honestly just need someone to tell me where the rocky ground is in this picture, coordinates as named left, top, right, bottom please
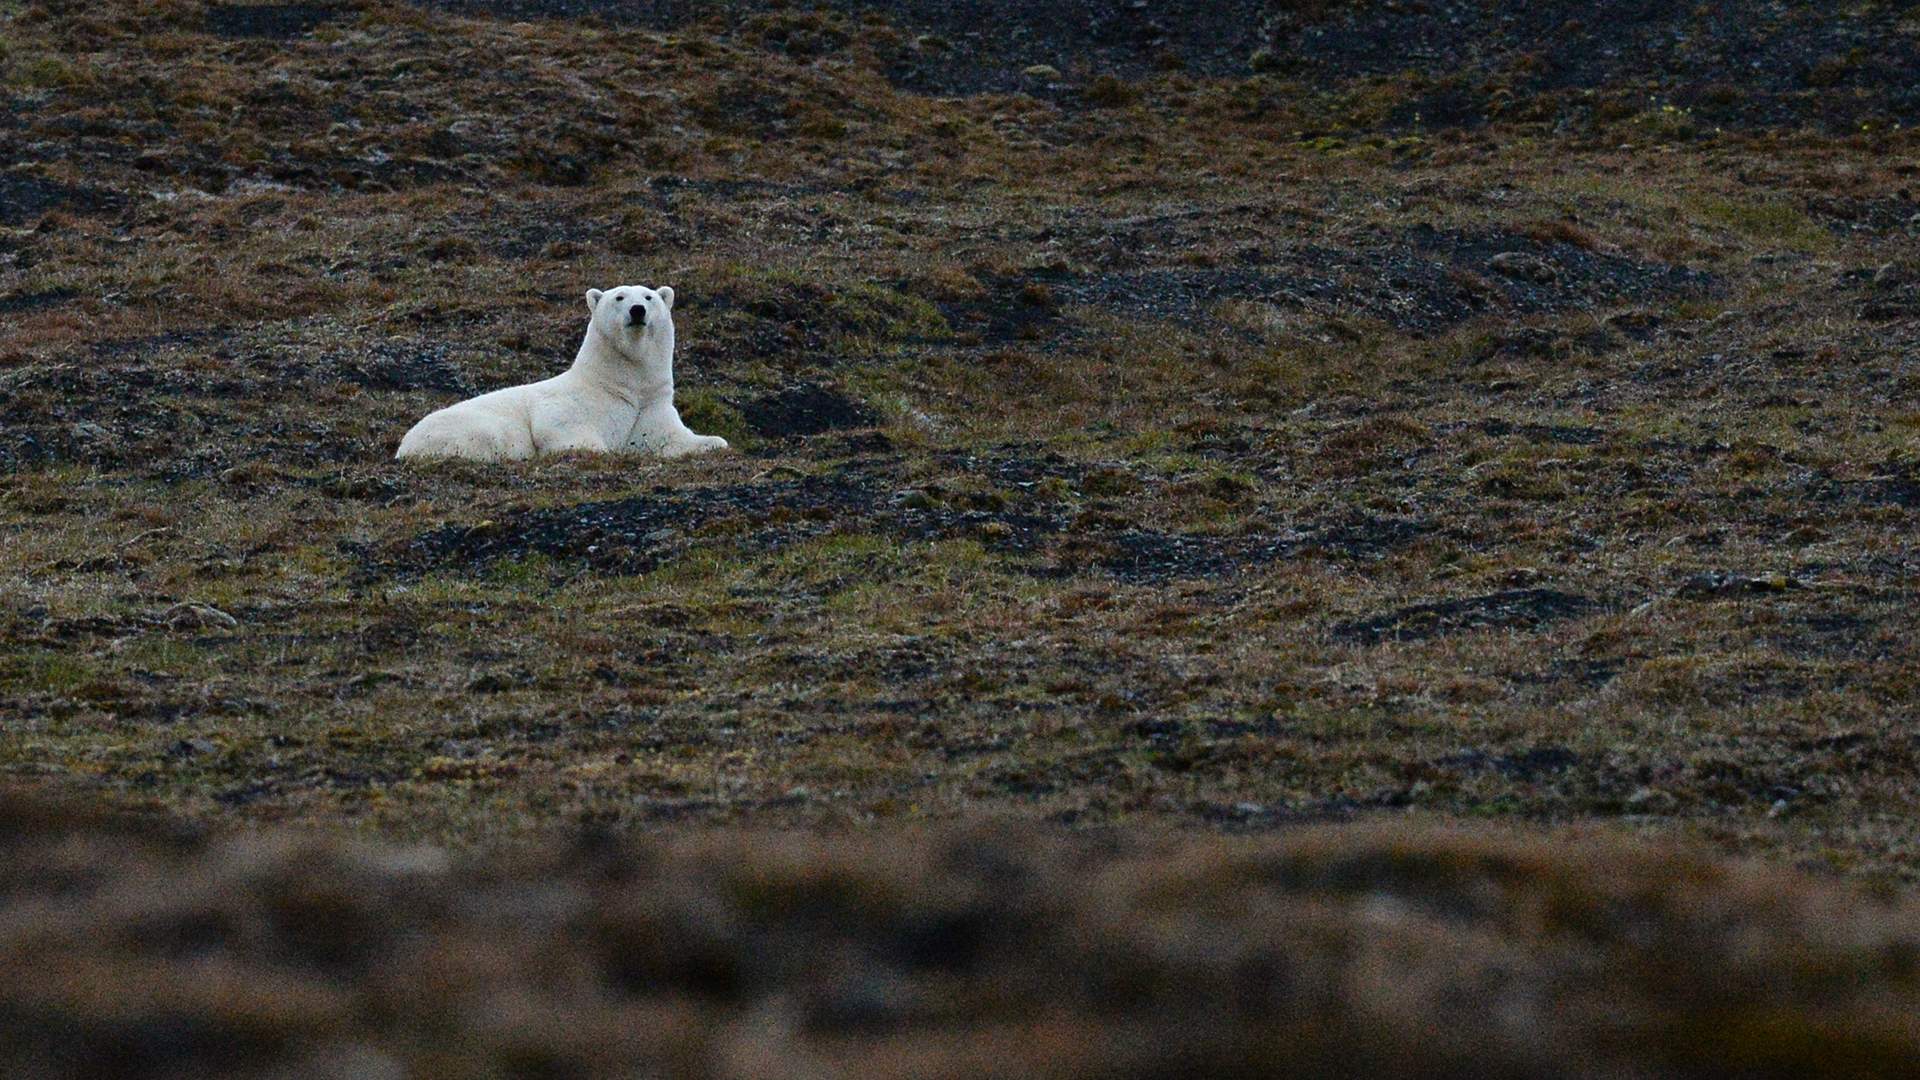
left=1, top=0, right=1919, bottom=1072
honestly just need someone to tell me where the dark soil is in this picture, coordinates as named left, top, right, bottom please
left=0, top=287, right=78, bottom=315
left=203, top=2, right=345, bottom=38
left=374, top=452, right=1434, bottom=585
left=413, top=0, right=1920, bottom=129
left=0, top=173, right=122, bottom=226
left=737, top=382, right=876, bottom=438
left=1051, top=226, right=1716, bottom=335
left=1333, top=588, right=1602, bottom=645
left=1266, top=0, right=1920, bottom=131
left=341, top=341, right=480, bottom=395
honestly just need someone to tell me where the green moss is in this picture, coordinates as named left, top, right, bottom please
left=826, top=280, right=951, bottom=348
left=692, top=267, right=950, bottom=357
left=633, top=544, right=745, bottom=597
left=772, top=531, right=897, bottom=586
left=839, top=382, right=934, bottom=446
left=1124, top=429, right=1177, bottom=455
left=674, top=388, right=753, bottom=448
left=1627, top=103, right=1700, bottom=142
left=117, top=638, right=210, bottom=677
left=0, top=651, right=96, bottom=695
left=1687, top=196, right=1832, bottom=251
left=486, top=553, right=561, bottom=589
left=8, top=55, right=87, bottom=89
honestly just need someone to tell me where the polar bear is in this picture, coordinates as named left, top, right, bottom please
left=394, top=284, right=729, bottom=461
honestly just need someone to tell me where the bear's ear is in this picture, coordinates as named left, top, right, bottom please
left=584, top=288, right=603, bottom=311
left=657, top=286, right=674, bottom=311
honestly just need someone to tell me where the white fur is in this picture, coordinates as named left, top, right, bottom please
left=395, top=284, right=728, bottom=461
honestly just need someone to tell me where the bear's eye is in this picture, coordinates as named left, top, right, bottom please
left=614, top=294, right=625, bottom=302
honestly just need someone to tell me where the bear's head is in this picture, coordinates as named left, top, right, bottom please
left=585, top=284, right=675, bottom=358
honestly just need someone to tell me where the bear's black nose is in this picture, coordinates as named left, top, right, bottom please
left=628, top=307, right=646, bottom=327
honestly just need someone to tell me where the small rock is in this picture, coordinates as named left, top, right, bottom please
left=1023, top=249, right=1074, bottom=275
left=1872, top=260, right=1917, bottom=288
left=1626, top=787, right=1677, bottom=812
left=70, top=421, right=110, bottom=442
left=1488, top=252, right=1557, bottom=283
left=1859, top=299, right=1918, bottom=321
left=166, top=738, right=216, bottom=760
left=163, top=602, right=239, bottom=629
left=1675, top=572, right=1799, bottom=599
left=897, top=488, right=943, bottom=511
left=1605, top=310, right=1661, bottom=332
left=1022, top=64, right=1061, bottom=79
left=960, top=488, right=1009, bottom=512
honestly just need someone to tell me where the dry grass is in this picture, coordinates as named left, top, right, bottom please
left=0, top=0, right=1919, bottom=1068
left=5, top=788, right=1920, bottom=1079
left=0, top=0, right=1916, bottom=869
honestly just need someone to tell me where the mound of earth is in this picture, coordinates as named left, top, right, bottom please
left=373, top=452, right=1431, bottom=585
left=738, top=383, right=876, bottom=438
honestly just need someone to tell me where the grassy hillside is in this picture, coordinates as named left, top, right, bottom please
left=1, top=0, right=1919, bottom=1069
left=5, top=0, right=1917, bottom=874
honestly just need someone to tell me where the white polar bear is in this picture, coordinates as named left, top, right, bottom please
left=394, top=284, right=729, bottom=461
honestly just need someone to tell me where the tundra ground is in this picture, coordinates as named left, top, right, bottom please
left=2, top=0, right=1919, bottom=1071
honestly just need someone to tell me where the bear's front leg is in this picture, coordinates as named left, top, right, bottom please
left=530, top=396, right=620, bottom=456
left=627, top=399, right=729, bottom=457
left=660, top=433, right=730, bottom=458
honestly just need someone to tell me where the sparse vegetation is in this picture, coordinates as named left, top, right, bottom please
left=2, top=0, right=1918, bottom=1073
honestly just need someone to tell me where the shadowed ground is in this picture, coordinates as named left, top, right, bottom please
left=5, top=790, right=1920, bottom=1078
